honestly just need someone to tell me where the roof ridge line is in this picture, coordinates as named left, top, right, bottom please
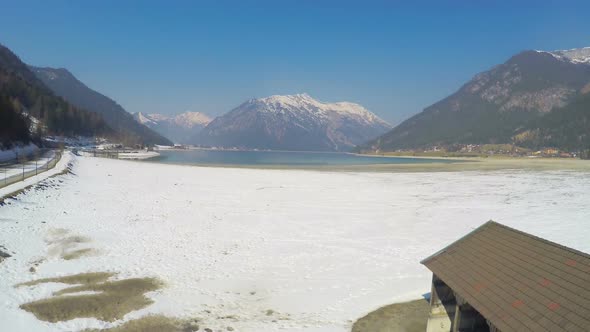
left=422, top=220, right=590, bottom=266
left=491, top=222, right=590, bottom=261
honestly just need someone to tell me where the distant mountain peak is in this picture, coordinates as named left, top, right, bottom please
left=134, top=111, right=211, bottom=128
left=253, top=93, right=317, bottom=107
left=247, top=93, right=390, bottom=126
left=132, top=111, right=212, bottom=144
left=198, top=93, right=391, bottom=151
left=174, top=111, right=212, bottom=128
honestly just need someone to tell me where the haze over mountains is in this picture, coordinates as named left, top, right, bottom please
left=362, top=47, right=590, bottom=152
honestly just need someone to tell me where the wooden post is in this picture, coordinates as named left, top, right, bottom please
left=452, top=303, right=462, bottom=332
left=35, top=149, right=40, bottom=176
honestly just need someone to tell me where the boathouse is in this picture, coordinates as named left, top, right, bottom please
left=421, top=221, right=590, bottom=332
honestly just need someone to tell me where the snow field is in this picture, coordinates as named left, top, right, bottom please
left=0, top=157, right=589, bottom=331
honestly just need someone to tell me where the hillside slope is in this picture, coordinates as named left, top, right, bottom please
left=362, top=48, right=590, bottom=152
left=0, top=44, right=110, bottom=146
left=514, top=91, right=590, bottom=150
left=31, top=67, right=172, bottom=146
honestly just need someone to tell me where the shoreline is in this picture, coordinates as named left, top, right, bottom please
left=141, top=147, right=590, bottom=173
left=352, top=298, right=429, bottom=332
left=138, top=154, right=590, bottom=173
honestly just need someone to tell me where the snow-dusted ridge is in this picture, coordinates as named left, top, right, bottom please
left=134, top=111, right=211, bottom=129
left=247, top=93, right=390, bottom=126
left=133, top=112, right=158, bottom=126
left=537, top=46, right=590, bottom=64
left=199, top=93, right=392, bottom=151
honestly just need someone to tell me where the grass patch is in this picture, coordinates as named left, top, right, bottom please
left=352, top=299, right=429, bottom=332
left=17, top=272, right=115, bottom=287
left=19, top=275, right=162, bottom=322
left=83, top=315, right=192, bottom=332
left=45, top=229, right=96, bottom=260
left=49, top=235, right=91, bottom=245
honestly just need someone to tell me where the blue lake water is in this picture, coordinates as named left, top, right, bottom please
left=149, top=149, right=456, bottom=166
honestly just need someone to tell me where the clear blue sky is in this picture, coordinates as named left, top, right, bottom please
left=2, top=0, right=589, bottom=124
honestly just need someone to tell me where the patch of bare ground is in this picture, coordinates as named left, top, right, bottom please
left=352, top=299, right=429, bottom=332
left=16, top=272, right=115, bottom=287
left=17, top=272, right=163, bottom=322
left=62, top=248, right=97, bottom=260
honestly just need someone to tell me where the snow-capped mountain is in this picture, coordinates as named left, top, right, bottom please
left=133, top=111, right=212, bottom=144
left=543, top=47, right=590, bottom=65
left=133, top=112, right=159, bottom=127
left=197, top=94, right=391, bottom=151
left=173, top=112, right=212, bottom=128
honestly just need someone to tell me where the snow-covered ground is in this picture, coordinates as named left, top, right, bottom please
left=0, top=150, right=57, bottom=181
left=1, top=157, right=590, bottom=331
left=0, top=143, right=38, bottom=163
left=0, top=151, right=69, bottom=198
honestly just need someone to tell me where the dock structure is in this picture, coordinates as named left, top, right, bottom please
left=421, top=221, right=590, bottom=332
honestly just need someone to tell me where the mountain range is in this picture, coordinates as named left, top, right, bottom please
left=4, top=40, right=590, bottom=154
left=1, top=44, right=392, bottom=152
left=197, top=94, right=392, bottom=151
left=362, top=47, right=590, bottom=152
left=132, top=111, right=211, bottom=144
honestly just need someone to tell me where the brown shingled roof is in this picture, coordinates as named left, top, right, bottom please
left=421, top=221, right=590, bottom=332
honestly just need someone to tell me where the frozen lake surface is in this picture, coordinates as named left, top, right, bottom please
left=1, top=157, right=589, bottom=331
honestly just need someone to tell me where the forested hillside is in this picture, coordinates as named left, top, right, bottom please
left=0, top=95, right=31, bottom=147
left=0, top=44, right=110, bottom=147
left=32, top=67, right=172, bottom=146
left=361, top=48, right=590, bottom=153
left=514, top=92, right=590, bottom=151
